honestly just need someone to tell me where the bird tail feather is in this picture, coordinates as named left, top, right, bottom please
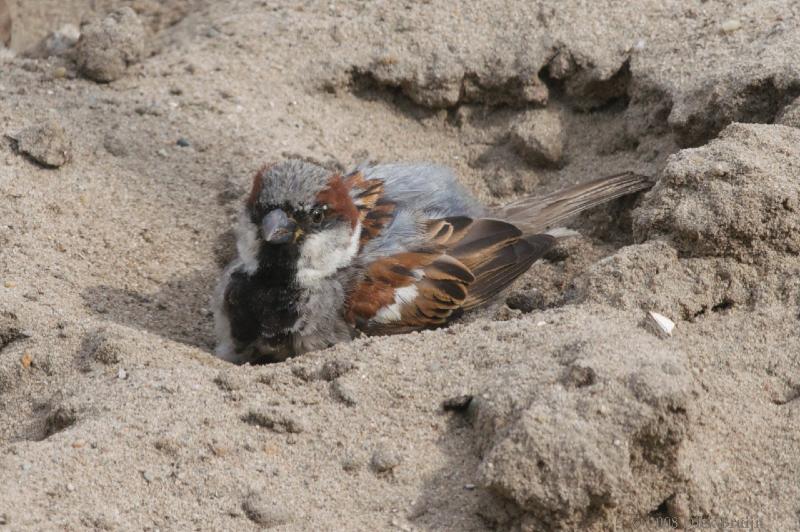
left=493, top=172, right=652, bottom=234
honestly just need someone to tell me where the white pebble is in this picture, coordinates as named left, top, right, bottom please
left=721, top=19, right=742, bottom=33
left=117, top=368, right=128, bottom=380
left=648, top=311, right=676, bottom=337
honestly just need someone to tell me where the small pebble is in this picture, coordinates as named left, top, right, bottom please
left=371, top=445, right=402, bottom=473
left=142, top=470, right=153, bottom=483
left=176, top=138, right=190, bottom=147
left=66, top=483, right=75, bottom=492
left=76, top=8, right=145, bottom=82
left=464, top=483, right=476, bottom=490
left=117, top=368, right=128, bottom=380
left=242, top=492, right=293, bottom=527
left=721, top=19, right=742, bottom=33
left=9, top=120, right=72, bottom=168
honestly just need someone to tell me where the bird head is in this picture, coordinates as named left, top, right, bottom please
left=236, top=159, right=370, bottom=280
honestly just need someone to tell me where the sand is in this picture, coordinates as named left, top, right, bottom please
left=1, top=1, right=799, bottom=530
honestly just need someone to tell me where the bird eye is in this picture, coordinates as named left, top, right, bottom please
left=310, top=205, right=326, bottom=224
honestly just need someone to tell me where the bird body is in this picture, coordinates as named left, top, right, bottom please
left=213, top=160, right=649, bottom=364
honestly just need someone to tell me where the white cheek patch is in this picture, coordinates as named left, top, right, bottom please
left=373, top=284, right=419, bottom=324
left=296, top=221, right=362, bottom=288
left=235, top=213, right=260, bottom=274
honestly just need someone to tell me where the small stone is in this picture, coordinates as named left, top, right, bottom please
left=3, top=280, right=15, bottom=288
left=509, top=109, right=565, bottom=167
left=53, top=66, right=68, bottom=79
left=66, top=483, right=75, bottom=492
left=242, top=492, right=293, bottom=528
left=721, top=19, right=742, bottom=33
left=76, top=7, right=145, bottom=83
left=176, top=137, right=190, bottom=147
left=71, top=440, right=86, bottom=448
left=464, top=483, right=476, bottom=490
left=10, top=120, right=72, bottom=168
left=141, top=470, right=153, bottom=483
left=117, top=368, right=128, bottom=380
left=371, top=445, right=402, bottom=473
left=20, top=352, right=32, bottom=368
left=0, top=513, right=7, bottom=525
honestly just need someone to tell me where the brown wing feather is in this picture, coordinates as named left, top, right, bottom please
left=461, top=234, right=555, bottom=310
left=346, top=217, right=554, bottom=334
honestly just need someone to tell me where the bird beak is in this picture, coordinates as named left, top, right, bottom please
left=261, top=209, right=297, bottom=244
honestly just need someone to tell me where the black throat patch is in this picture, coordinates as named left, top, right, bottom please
left=225, top=243, right=301, bottom=355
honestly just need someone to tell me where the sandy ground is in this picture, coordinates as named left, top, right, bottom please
left=1, top=1, right=800, bottom=530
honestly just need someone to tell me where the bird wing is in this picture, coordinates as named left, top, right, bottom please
left=345, top=217, right=555, bottom=334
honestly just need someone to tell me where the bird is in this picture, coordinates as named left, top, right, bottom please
left=212, top=159, right=650, bottom=364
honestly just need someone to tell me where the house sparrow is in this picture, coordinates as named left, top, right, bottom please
left=213, top=160, right=650, bottom=363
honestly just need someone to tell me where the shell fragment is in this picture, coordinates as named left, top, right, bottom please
left=648, top=311, right=675, bottom=337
